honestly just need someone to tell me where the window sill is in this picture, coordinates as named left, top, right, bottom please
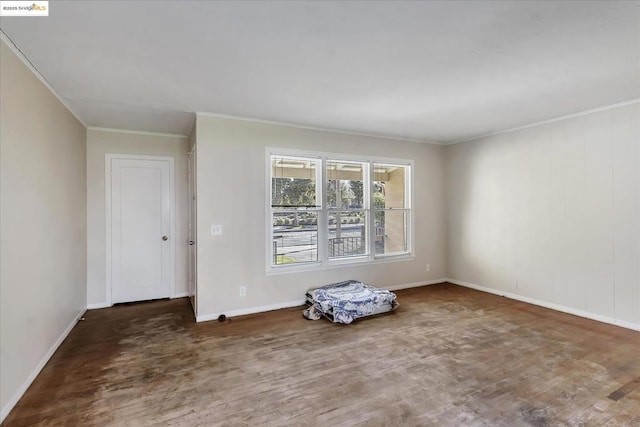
left=265, top=253, right=415, bottom=276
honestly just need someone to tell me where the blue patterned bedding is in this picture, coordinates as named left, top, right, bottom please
left=303, top=280, right=399, bottom=324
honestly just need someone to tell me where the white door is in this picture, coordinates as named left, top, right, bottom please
left=109, top=157, right=173, bottom=304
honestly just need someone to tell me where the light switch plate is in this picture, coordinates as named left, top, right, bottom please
left=211, top=225, right=222, bottom=236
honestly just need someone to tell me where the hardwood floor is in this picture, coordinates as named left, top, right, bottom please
left=3, top=283, right=639, bottom=426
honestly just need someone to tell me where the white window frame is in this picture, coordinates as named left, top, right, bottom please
left=371, top=161, right=412, bottom=258
left=326, top=158, right=370, bottom=261
left=270, top=153, right=322, bottom=267
left=265, top=147, right=414, bottom=274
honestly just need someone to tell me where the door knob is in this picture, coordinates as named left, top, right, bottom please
left=162, top=235, right=169, bottom=241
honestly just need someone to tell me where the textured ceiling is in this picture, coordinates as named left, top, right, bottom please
left=1, top=1, right=638, bottom=142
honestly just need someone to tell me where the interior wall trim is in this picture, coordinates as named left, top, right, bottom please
left=196, top=111, right=443, bottom=145
left=446, top=278, right=640, bottom=331
left=196, top=299, right=306, bottom=323
left=0, top=309, right=86, bottom=423
left=0, top=31, right=87, bottom=128
left=87, top=126, right=188, bottom=139
left=450, top=98, right=640, bottom=145
left=195, top=278, right=447, bottom=323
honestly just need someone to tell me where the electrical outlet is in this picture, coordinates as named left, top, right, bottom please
left=239, top=286, right=247, bottom=297
left=425, top=264, right=431, bottom=272
left=211, top=224, right=222, bottom=236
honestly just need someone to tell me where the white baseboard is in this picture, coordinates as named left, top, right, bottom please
left=86, top=302, right=110, bottom=310
left=197, top=299, right=306, bottom=323
left=171, top=292, right=189, bottom=299
left=87, top=293, right=189, bottom=310
left=385, top=278, right=447, bottom=291
left=196, top=279, right=448, bottom=323
left=0, top=308, right=86, bottom=423
left=444, top=278, right=506, bottom=297
left=445, top=278, right=640, bottom=332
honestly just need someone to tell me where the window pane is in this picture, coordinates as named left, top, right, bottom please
left=374, top=210, right=408, bottom=255
left=326, top=160, right=365, bottom=209
left=373, top=163, right=407, bottom=209
left=272, top=212, right=318, bottom=265
left=271, top=156, right=318, bottom=208
left=328, top=211, right=367, bottom=258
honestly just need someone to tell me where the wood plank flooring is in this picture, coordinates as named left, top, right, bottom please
left=3, top=283, right=639, bottom=426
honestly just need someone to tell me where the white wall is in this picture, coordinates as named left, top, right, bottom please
left=446, top=103, right=640, bottom=328
left=0, top=41, right=87, bottom=419
left=195, top=115, right=446, bottom=319
left=86, top=128, right=189, bottom=306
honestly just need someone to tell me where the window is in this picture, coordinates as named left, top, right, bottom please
left=271, top=155, right=321, bottom=266
left=268, top=149, right=412, bottom=271
left=373, top=163, right=410, bottom=256
left=327, top=159, right=368, bottom=260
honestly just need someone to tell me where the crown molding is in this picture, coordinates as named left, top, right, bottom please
left=449, top=98, right=640, bottom=145
left=87, top=126, right=188, bottom=138
left=196, top=111, right=445, bottom=145
left=0, top=30, right=87, bottom=128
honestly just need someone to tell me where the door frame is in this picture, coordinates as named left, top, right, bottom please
left=105, top=153, right=176, bottom=306
left=187, top=147, right=197, bottom=316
